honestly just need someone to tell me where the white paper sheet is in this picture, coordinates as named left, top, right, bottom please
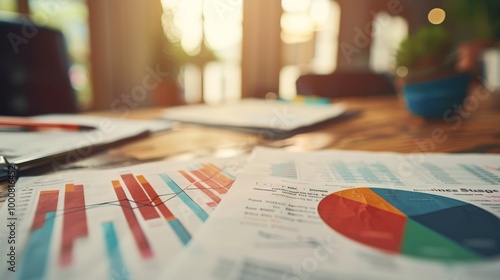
left=0, top=115, right=171, bottom=168
left=163, top=148, right=500, bottom=280
left=0, top=156, right=246, bottom=280
left=162, top=98, right=346, bottom=132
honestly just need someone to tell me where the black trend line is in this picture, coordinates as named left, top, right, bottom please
left=28, top=164, right=236, bottom=221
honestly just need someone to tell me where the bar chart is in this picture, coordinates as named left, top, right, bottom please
left=270, top=161, right=298, bottom=179
left=178, top=162, right=235, bottom=208
left=20, top=190, right=59, bottom=280
left=328, top=160, right=403, bottom=185
left=7, top=158, right=241, bottom=280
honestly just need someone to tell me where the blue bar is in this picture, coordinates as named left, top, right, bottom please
left=189, top=164, right=202, bottom=170
left=19, top=212, right=56, bottom=280
left=103, top=222, right=129, bottom=280
left=168, top=220, right=191, bottom=245
left=159, top=174, right=208, bottom=222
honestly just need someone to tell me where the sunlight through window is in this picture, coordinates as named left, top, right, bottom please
left=370, top=12, right=408, bottom=72
left=280, top=0, right=340, bottom=100
left=162, top=0, right=242, bottom=104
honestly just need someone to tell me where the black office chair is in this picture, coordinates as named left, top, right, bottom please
left=0, top=16, right=77, bottom=116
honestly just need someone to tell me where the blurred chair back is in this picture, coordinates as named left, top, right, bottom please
left=296, top=70, right=396, bottom=98
left=0, top=17, right=77, bottom=116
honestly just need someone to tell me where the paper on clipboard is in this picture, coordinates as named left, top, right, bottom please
left=0, top=115, right=171, bottom=175
left=162, top=98, right=347, bottom=138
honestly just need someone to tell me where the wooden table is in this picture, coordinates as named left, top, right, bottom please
left=1, top=92, right=500, bottom=203
left=316, top=93, right=500, bottom=153
left=92, top=91, right=500, bottom=161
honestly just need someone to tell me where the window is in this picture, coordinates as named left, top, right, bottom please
left=369, top=12, right=408, bottom=72
left=279, top=0, right=340, bottom=100
left=0, top=0, right=16, bottom=12
left=161, top=0, right=243, bottom=104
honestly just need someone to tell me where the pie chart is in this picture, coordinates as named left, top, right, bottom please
left=317, top=188, right=500, bottom=261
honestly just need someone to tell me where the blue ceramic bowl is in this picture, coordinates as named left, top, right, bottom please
left=403, top=72, right=470, bottom=118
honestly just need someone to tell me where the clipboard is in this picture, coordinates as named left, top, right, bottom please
left=161, top=98, right=349, bottom=139
left=0, top=115, right=171, bottom=182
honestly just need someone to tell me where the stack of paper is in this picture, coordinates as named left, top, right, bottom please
left=1, top=147, right=500, bottom=280
left=162, top=98, right=347, bottom=139
left=164, top=148, right=500, bottom=279
left=0, top=114, right=171, bottom=174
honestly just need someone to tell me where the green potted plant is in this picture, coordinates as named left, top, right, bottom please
left=396, top=25, right=455, bottom=83
left=446, top=0, right=500, bottom=92
left=447, top=0, right=500, bottom=72
left=449, top=0, right=500, bottom=40
left=395, top=25, right=471, bottom=118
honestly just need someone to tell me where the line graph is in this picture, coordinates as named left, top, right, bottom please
left=10, top=158, right=244, bottom=280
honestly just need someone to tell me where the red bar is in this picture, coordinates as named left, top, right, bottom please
left=202, top=177, right=227, bottom=195
left=183, top=166, right=230, bottom=195
left=60, top=184, right=88, bottom=266
left=121, top=174, right=160, bottom=220
left=180, top=170, right=227, bottom=194
left=179, top=170, right=196, bottom=183
left=31, top=190, right=59, bottom=231
left=179, top=170, right=221, bottom=204
left=194, top=182, right=221, bottom=204
left=112, top=180, right=153, bottom=259
left=207, top=201, right=218, bottom=208
left=183, top=163, right=234, bottom=194
left=191, top=169, right=209, bottom=181
left=213, top=173, right=234, bottom=189
left=136, top=175, right=176, bottom=221
left=200, top=163, right=219, bottom=175
left=201, top=163, right=234, bottom=188
left=211, top=180, right=227, bottom=194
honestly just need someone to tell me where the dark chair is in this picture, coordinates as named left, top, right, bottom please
left=0, top=17, right=77, bottom=116
left=296, top=70, right=396, bottom=98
